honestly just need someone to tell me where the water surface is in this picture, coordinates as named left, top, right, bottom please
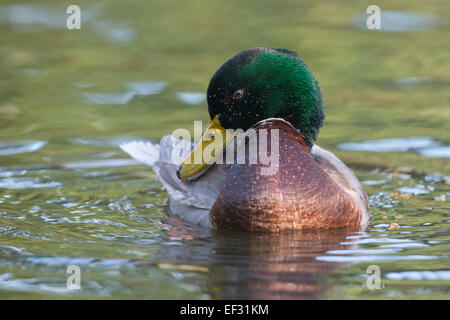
left=0, top=0, right=449, bottom=299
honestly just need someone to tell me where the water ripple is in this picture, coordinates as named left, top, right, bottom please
left=62, top=159, right=139, bottom=169
left=177, top=92, right=206, bottom=105
left=352, top=11, right=443, bottom=32
left=338, top=137, right=450, bottom=158
left=316, top=255, right=441, bottom=263
left=385, top=270, right=450, bottom=281
left=0, top=177, right=61, bottom=189
left=0, top=141, right=47, bottom=156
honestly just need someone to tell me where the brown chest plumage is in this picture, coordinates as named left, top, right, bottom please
left=210, top=119, right=362, bottom=231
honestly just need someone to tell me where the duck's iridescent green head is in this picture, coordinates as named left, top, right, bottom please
left=207, top=47, right=324, bottom=146
left=177, top=47, right=324, bottom=180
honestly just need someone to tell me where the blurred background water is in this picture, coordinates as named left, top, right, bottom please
left=0, top=0, right=449, bottom=299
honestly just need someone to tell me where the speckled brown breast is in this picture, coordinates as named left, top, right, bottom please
left=210, top=119, right=362, bottom=232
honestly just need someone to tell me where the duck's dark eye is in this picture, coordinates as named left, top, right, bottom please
left=233, top=89, right=244, bottom=99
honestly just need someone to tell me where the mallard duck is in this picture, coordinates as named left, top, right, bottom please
left=120, top=47, right=369, bottom=232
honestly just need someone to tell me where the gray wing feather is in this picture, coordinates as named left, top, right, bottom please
left=311, top=144, right=370, bottom=226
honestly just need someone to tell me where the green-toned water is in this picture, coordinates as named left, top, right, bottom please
left=0, top=0, right=449, bottom=299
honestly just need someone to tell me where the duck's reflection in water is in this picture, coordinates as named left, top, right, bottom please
left=158, top=217, right=362, bottom=299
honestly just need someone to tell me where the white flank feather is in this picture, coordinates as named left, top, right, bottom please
left=119, top=141, right=161, bottom=167
left=119, top=136, right=228, bottom=229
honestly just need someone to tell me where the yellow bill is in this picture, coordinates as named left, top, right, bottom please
left=177, top=115, right=235, bottom=181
